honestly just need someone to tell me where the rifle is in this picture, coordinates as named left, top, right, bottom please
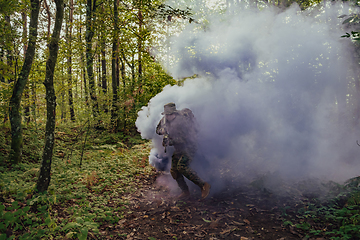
left=163, top=134, right=170, bottom=153
left=162, top=117, right=170, bottom=153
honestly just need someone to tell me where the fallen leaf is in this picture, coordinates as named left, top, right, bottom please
left=243, top=219, right=250, bottom=224
left=202, top=218, right=211, bottom=223
left=118, top=219, right=126, bottom=226
left=232, top=221, right=245, bottom=226
left=220, top=228, right=232, bottom=235
left=194, top=234, right=205, bottom=237
left=210, top=218, right=221, bottom=228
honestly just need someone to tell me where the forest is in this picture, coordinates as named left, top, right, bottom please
left=2, top=0, right=360, bottom=239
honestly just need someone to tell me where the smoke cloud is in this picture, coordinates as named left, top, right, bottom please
left=136, top=2, right=360, bottom=194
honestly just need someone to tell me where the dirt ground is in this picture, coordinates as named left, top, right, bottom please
left=100, top=171, right=328, bottom=240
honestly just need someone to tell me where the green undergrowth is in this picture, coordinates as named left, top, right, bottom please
left=281, top=177, right=360, bottom=240
left=0, top=123, right=153, bottom=239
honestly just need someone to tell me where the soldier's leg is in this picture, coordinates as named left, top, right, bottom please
left=177, top=154, right=205, bottom=188
left=170, top=153, right=189, bottom=193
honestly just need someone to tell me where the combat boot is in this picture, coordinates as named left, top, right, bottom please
left=201, top=182, right=211, bottom=199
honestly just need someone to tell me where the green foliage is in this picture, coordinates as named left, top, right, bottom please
left=0, top=123, right=43, bottom=166
left=0, top=82, right=13, bottom=122
left=282, top=184, right=360, bottom=239
left=0, top=0, right=18, bottom=15
left=0, top=124, right=153, bottom=239
left=62, top=217, right=99, bottom=240
left=282, top=220, right=293, bottom=227
left=0, top=195, right=56, bottom=239
left=296, top=221, right=311, bottom=231
left=155, top=4, right=196, bottom=23
left=340, top=14, right=360, bottom=42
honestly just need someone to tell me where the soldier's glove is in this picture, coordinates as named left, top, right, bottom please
left=168, top=138, right=174, bottom=146
left=162, top=135, right=170, bottom=147
left=162, top=135, right=174, bottom=147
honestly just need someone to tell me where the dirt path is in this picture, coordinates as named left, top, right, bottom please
left=102, top=172, right=321, bottom=240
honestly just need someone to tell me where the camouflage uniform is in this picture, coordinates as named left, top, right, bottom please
left=156, top=105, right=206, bottom=193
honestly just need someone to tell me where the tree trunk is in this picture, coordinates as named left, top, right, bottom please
left=22, top=7, right=30, bottom=124
left=0, top=50, right=4, bottom=83
left=137, top=4, right=143, bottom=108
left=79, top=13, right=89, bottom=107
left=3, top=15, right=15, bottom=123
left=86, top=0, right=99, bottom=119
left=138, top=9, right=143, bottom=82
left=120, top=48, right=126, bottom=130
left=100, top=27, right=107, bottom=113
left=5, top=15, right=15, bottom=84
left=24, top=87, right=30, bottom=123
left=36, top=0, right=64, bottom=193
left=43, top=0, right=51, bottom=40
left=60, top=67, right=66, bottom=120
left=111, top=0, right=119, bottom=127
left=67, top=0, right=75, bottom=122
left=31, top=81, right=37, bottom=126
left=9, top=0, right=40, bottom=164
left=135, top=7, right=143, bottom=118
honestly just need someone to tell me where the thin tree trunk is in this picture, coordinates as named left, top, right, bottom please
left=136, top=11, right=143, bottom=115
left=0, top=50, right=4, bottom=83
left=79, top=13, right=89, bottom=106
left=137, top=4, right=143, bottom=110
left=24, top=88, right=30, bottom=123
left=111, top=0, right=119, bottom=127
left=86, top=0, right=99, bottom=119
left=138, top=9, right=142, bottom=82
left=23, top=9, right=30, bottom=124
left=5, top=15, right=15, bottom=84
left=120, top=48, right=126, bottom=130
left=101, top=49, right=108, bottom=112
left=43, top=0, right=51, bottom=40
left=60, top=66, right=66, bottom=120
left=97, top=48, right=101, bottom=92
left=100, top=29, right=107, bottom=113
left=36, top=0, right=64, bottom=193
left=67, top=0, right=75, bottom=122
left=9, top=0, right=40, bottom=164
left=31, top=81, right=37, bottom=126
left=4, top=15, right=15, bottom=123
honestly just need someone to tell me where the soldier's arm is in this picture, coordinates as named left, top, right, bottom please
left=156, top=117, right=166, bottom=135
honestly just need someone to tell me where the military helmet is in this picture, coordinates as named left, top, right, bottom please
left=162, top=102, right=178, bottom=115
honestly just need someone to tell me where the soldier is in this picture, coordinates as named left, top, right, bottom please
left=156, top=102, right=211, bottom=199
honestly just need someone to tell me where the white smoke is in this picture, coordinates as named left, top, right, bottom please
left=135, top=1, right=360, bottom=192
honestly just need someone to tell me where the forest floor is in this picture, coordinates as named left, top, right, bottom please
left=1, top=125, right=359, bottom=240
left=103, top=170, right=328, bottom=240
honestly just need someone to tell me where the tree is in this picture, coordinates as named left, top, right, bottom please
left=36, top=0, right=64, bottom=193
left=8, top=0, right=40, bottom=164
left=22, top=3, right=31, bottom=124
left=66, top=0, right=75, bottom=122
left=86, top=0, right=100, bottom=120
left=0, top=7, right=17, bottom=123
left=100, top=11, right=108, bottom=114
left=111, top=0, right=119, bottom=128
